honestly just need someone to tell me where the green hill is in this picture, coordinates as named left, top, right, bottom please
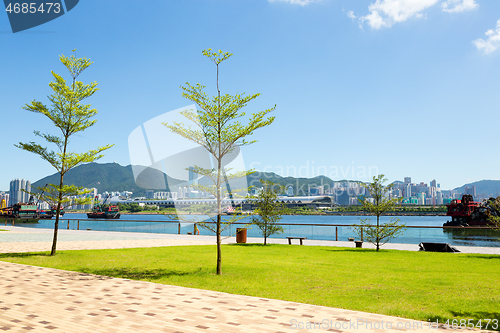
left=32, top=163, right=150, bottom=196
left=453, top=180, right=500, bottom=198
left=33, top=163, right=500, bottom=199
left=31, top=163, right=361, bottom=197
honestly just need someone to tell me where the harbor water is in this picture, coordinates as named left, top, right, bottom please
left=10, top=213, right=500, bottom=248
left=11, top=213, right=500, bottom=247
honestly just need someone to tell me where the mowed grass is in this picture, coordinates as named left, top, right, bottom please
left=1, top=245, right=499, bottom=325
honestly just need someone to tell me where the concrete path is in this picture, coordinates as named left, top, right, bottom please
left=0, top=226, right=498, bottom=332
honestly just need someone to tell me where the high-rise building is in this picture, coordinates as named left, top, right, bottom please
left=436, top=191, right=443, bottom=205
left=464, top=186, right=476, bottom=196
left=405, top=184, right=411, bottom=198
left=418, top=192, right=426, bottom=205
left=404, top=177, right=411, bottom=185
left=430, top=179, right=437, bottom=188
left=188, top=167, right=198, bottom=185
left=9, top=178, right=31, bottom=206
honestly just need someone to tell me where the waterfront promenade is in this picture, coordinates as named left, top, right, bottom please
left=0, top=226, right=498, bottom=332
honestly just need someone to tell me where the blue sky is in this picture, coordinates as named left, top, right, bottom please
left=1, top=0, right=500, bottom=191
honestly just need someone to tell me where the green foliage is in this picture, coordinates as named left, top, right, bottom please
left=34, top=184, right=93, bottom=209
left=163, top=49, right=276, bottom=274
left=15, top=50, right=113, bottom=255
left=355, top=174, right=406, bottom=251
left=117, top=203, right=144, bottom=213
left=487, top=196, right=500, bottom=231
left=3, top=246, right=499, bottom=327
left=250, top=180, right=285, bottom=245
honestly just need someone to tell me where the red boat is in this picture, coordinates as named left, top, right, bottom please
left=444, top=194, right=497, bottom=227
left=87, top=195, right=120, bottom=219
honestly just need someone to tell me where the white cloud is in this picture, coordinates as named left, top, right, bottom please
left=268, top=0, right=321, bottom=6
left=473, top=19, right=500, bottom=54
left=347, top=10, right=357, bottom=20
left=441, top=0, right=478, bottom=13
left=360, top=0, right=440, bottom=29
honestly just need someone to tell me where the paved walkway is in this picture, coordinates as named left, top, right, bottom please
left=0, top=226, right=498, bottom=332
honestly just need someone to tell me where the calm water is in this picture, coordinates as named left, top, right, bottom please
left=13, top=213, right=500, bottom=247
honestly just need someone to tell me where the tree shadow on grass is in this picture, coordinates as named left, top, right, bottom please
left=462, top=254, right=500, bottom=260
left=427, top=312, right=500, bottom=331
left=78, top=267, right=204, bottom=280
left=322, top=248, right=383, bottom=253
left=227, top=243, right=280, bottom=247
left=0, top=252, right=50, bottom=259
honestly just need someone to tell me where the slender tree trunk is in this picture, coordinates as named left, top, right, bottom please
left=216, top=213, right=222, bottom=275
left=51, top=173, right=64, bottom=256
left=376, top=214, right=380, bottom=251
left=264, top=218, right=267, bottom=245
left=216, top=157, right=222, bottom=275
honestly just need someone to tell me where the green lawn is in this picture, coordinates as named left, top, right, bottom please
left=1, top=245, right=498, bottom=327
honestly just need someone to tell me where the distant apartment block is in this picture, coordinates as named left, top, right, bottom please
left=9, top=178, right=31, bottom=206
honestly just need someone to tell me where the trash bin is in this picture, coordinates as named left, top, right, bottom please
left=355, top=241, right=363, bottom=248
left=236, top=228, right=247, bottom=243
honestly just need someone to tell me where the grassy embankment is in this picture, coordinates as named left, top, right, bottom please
left=1, top=245, right=498, bottom=328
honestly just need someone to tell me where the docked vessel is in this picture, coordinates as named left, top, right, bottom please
left=444, top=194, right=499, bottom=227
left=0, top=202, right=39, bottom=223
left=87, top=195, right=120, bottom=219
left=37, top=207, right=64, bottom=219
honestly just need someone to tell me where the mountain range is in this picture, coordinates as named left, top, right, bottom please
left=30, top=162, right=500, bottom=198
left=31, top=163, right=358, bottom=197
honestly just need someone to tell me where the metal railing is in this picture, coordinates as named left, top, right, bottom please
left=5, top=217, right=499, bottom=247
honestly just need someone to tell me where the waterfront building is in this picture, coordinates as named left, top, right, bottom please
left=111, top=195, right=334, bottom=210
left=349, top=197, right=359, bottom=205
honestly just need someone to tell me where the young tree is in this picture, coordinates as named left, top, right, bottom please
left=250, top=180, right=285, bottom=245
left=486, top=197, right=500, bottom=231
left=164, top=49, right=276, bottom=275
left=16, top=50, right=113, bottom=255
left=354, top=174, right=406, bottom=251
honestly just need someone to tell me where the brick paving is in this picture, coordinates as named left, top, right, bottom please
left=0, top=226, right=497, bottom=332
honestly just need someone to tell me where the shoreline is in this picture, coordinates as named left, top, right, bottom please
left=64, top=211, right=447, bottom=217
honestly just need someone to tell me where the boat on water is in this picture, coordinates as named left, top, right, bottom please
left=443, top=194, right=499, bottom=227
left=37, top=207, right=65, bottom=219
left=0, top=202, right=39, bottom=223
left=87, top=195, right=120, bottom=219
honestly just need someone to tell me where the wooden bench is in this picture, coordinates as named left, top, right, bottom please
left=287, top=237, right=307, bottom=245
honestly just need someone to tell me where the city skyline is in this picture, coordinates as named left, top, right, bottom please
left=0, top=167, right=485, bottom=196
left=2, top=0, right=500, bottom=191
